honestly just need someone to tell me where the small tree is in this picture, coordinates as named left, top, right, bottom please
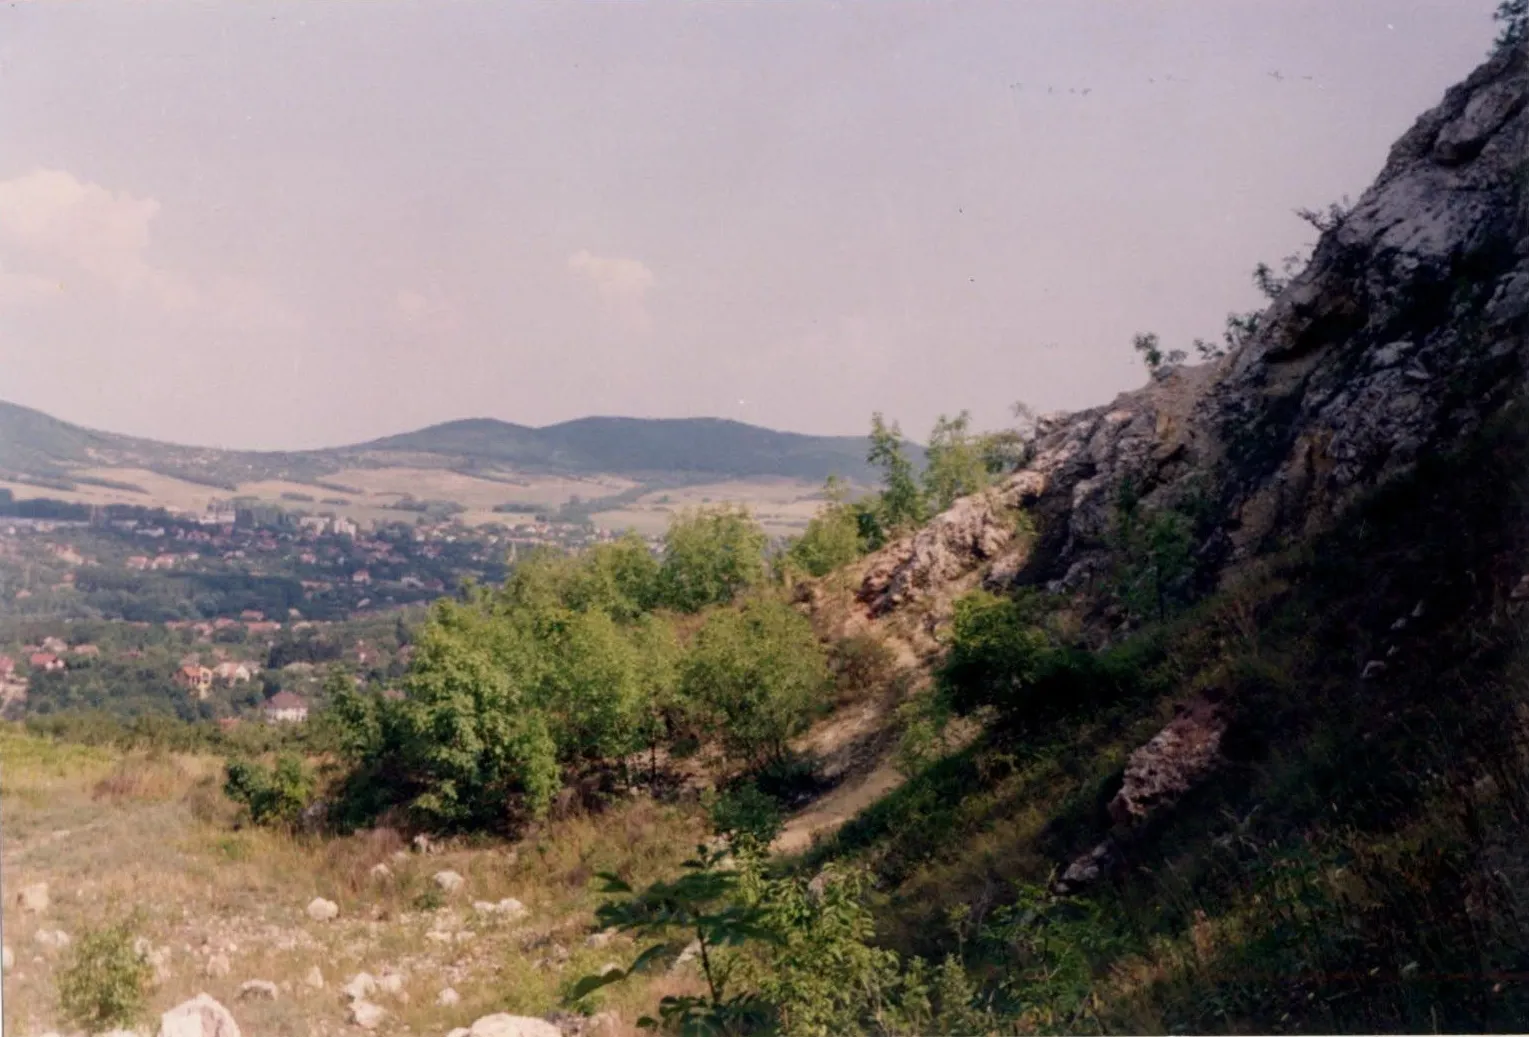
left=867, top=413, right=926, bottom=533
left=57, top=917, right=153, bottom=1034
left=658, top=506, right=769, bottom=613
left=786, top=478, right=866, bottom=578
left=680, top=599, right=828, bottom=769
left=1132, top=332, right=1185, bottom=375
left=922, top=412, right=991, bottom=512
left=570, top=843, right=780, bottom=1035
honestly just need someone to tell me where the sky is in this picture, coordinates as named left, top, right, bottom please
left=0, top=1, right=1506, bottom=451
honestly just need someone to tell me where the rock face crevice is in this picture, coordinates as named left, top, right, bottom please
left=856, top=45, right=1529, bottom=620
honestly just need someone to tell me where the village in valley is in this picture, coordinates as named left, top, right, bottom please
left=0, top=494, right=660, bottom=727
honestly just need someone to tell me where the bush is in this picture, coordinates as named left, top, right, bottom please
left=937, top=591, right=1052, bottom=715
left=56, top=918, right=153, bottom=1033
left=681, top=598, right=828, bottom=768
left=657, top=505, right=769, bottom=612
left=223, top=752, right=315, bottom=827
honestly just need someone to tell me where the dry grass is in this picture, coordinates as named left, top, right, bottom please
left=0, top=729, right=712, bottom=1037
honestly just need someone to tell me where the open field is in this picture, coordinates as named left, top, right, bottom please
left=3, top=464, right=839, bottom=537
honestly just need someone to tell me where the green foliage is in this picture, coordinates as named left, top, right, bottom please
left=395, top=602, right=561, bottom=828
left=572, top=842, right=780, bottom=1034
left=708, top=783, right=784, bottom=855
left=658, top=506, right=769, bottom=613
left=680, top=599, right=828, bottom=768
left=867, top=413, right=926, bottom=534
left=938, top=590, right=1052, bottom=715
left=785, top=479, right=866, bottom=578
left=1132, top=332, right=1185, bottom=374
left=1111, top=484, right=1197, bottom=623
left=56, top=916, right=153, bottom=1033
left=223, top=752, right=314, bottom=828
left=746, top=866, right=910, bottom=1037
left=922, top=411, right=992, bottom=512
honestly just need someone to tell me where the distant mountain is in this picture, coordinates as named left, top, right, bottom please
left=364, top=416, right=898, bottom=482
left=0, top=400, right=907, bottom=489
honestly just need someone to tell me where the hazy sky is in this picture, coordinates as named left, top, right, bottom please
left=0, top=1, right=1504, bottom=450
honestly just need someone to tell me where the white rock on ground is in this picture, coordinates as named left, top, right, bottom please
left=584, top=929, right=617, bottom=949
left=587, top=1013, right=622, bottom=1037
left=378, top=973, right=405, bottom=996
left=348, top=1000, right=387, bottom=1030
left=368, top=863, right=392, bottom=881
left=471, top=898, right=516, bottom=917
left=433, top=870, right=465, bottom=893
left=3, top=944, right=13, bottom=971
left=238, top=980, right=278, bottom=1001
left=466, top=1015, right=562, bottom=1037
left=306, top=897, right=340, bottom=922
left=34, top=929, right=70, bottom=951
left=342, top=973, right=378, bottom=1001
left=437, top=987, right=461, bottom=1007
left=158, top=994, right=242, bottom=1037
left=304, top=966, right=325, bottom=990
left=17, top=882, right=49, bottom=913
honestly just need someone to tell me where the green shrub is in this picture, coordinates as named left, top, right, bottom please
left=223, top=752, right=314, bottom=827
left=56, top=917, right=153, bottom=1033
left=681, top=598, right=829, bottom=768
left=657, top=505, right=768, bottom=612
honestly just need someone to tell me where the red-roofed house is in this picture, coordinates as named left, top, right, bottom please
left=28, top=652, right=63, bottom=673
left=174, top=664, right=213, bottom=700
left=263, top=691, right=309, bottom=724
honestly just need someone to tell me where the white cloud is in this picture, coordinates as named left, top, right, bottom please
left=567, top=249, right=655, bottom=331
left=0, top=168, right=298, bottom=328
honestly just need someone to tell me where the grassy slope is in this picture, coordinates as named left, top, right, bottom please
left=0, top=730, right=713, bottom=1037
left=792, top=401, right=1529, bottom=1033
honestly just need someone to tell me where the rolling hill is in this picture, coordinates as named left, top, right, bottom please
left=0, top=400, right=912, bottom=531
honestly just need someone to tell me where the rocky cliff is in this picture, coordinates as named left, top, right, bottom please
left=859, top=45, right=1529, bottom=625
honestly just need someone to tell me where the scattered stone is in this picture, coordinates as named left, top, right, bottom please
left=306, top=897, right=340, bottom=922
left=368, top=863, right=392, bottom=881
left=378, top=973, right=405, bottom=996
left=433, top=870, right=466, bottom=894
left=205, top=954, right=232, bottom=979
left=342, top=973, right=377, bottom=1001
left=1362, top=660, right=1387, bottom=680
left=1512, top=574, right=1529, bottom=601
left=471, top=897, right=526, bottom=920
left=1107, top=699, right=1228, bottom=827
left=466, top=1015, right=562, bottom=1037
left=158, top=994, right=242, bottom=1037
left=1053, top=840, right=1120, bottom=895
left=586, top=1013, right=622, bottom=1037
left=1390, top=617, right=1408, bottom=631
left=425, top=931, right=453, bottom=944
left=412, top=834, right=435, bottom=855
left=583, top=928, right=617, bottom=950
left=437, top=987, right=462, bottom=1007
left=17, top=882, right=49, bottom=913
left=35, top=929, right=71, bottom=951
left=348, top=1000, right=387, bottom=1030
left=238, top=980, right=278, bottom=1001
left=304, top=966, right=325, bottom=990
left=3, top=944, right=12, bottom=971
